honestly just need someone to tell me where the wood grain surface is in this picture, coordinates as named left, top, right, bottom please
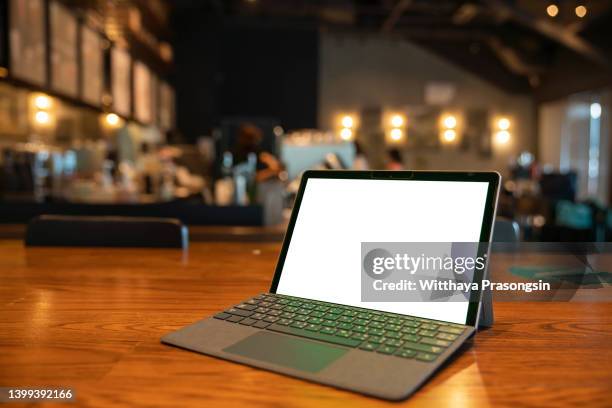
left=0, top=239, right=611, bottom=407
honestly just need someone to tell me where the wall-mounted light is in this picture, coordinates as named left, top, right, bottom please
left=385, top=112, right=406, bottom=143
left=341, top=115, right=354, bottom=128
left=102, top=112, right=124, bottom=129
left=390, top=114, right=404, bottom=128
left=338, top=113, right=357, bottom=141
left=493, top=116, right=512, bottom=146
left=34, top=110, right=51, bottom=125
left=390, top=128, right=403, bottom=141
left=442, top=129, right=457, bottom=143
left=546, top=4, right=559, bottom=17
left=439, top=113, right=460, bottom=145
left=575, top=4, right=587, bottom=18
left=495, top=130, right=511, bottom=145
left=340, top=127, right=353, bottom=141
left=34, top=94, right=52, bottom=110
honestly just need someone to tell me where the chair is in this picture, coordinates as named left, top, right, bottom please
left=25, top=215, right=188, bottom=249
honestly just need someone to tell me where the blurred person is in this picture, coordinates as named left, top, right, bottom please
left=386, top=149, right=404, bottom=171
left=352, top=140, right=369, bottom=170
left=233, top=123, right=282, bottom=182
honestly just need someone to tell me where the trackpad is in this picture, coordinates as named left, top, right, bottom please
left=223, top=331, right=348, bottom=373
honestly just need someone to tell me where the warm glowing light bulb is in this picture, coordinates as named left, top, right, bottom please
left=390, top=128, right=403, bottom=141
left=575, top=5, right=587, bottom=18
left=34, top=111, right=50, bottom=124
left=497, top=117, right=510, bottom=130
left=105, top=113, right=120, bottom=126
left=443, top=115, right=457, bottom=129
left=34, top=95, right=52, bottom=110
left=391, top=115, right=404, bottom=128
left=495, top=130, right=511, bottom=145
left=442, top=129, right=456, bottom=142
left=340, top=128, right=353, bottom=140
left=546, top=4, right=559, bottom=17
left=341, top=116, right=354, bottom=128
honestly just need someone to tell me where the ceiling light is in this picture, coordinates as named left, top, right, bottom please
left=590, top=103, right=601, bottom=119
left=546, top=4, right=559, bottom=17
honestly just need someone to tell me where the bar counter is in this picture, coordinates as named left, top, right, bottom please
left=0, top=238, right=610, bottom=407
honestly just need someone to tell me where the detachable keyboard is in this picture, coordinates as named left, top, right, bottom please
left=213, top=293, right=466, bottom=362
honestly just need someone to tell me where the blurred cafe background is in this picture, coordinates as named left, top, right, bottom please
left=0, top=0, right=611, bottom=242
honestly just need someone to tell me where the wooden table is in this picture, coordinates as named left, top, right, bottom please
left=1, top=239, right=611, bottom=407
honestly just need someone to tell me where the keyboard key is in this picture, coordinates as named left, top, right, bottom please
left=245, top=299, right=259, bottom=305
left=437, top=333, right=459, bottom=341
left=342, top=310, right=358, bottom=317
left=421, top=337, right=451, bottom=347
left=387, top=318, right=402, bottom=325
left=281, top=312, right=296, bottom=319
left=322, top=320, right=337, bottom=327
left=338, top=316, right=354, bottom=323
left=320, top=325, right=337, bottom=334
left=329, top=307, right=344, bottom=314
left=213, top=312, right=231, bottom=320
left=276, top=318, right=293, bottom=326
left=336, top=329, right=351, bottom=338
left=263, top=316, right=280, bottom=323
left=289, top=301, right=303, bottom=307
left=251, top=313, right=266, bottom=320
left=352, top=325, right=366, bottom=333
left=310, top=311, right=325, bottom=318
left=294, top=315, right=308, bottom=322
left=253, top=320, right=271, bottom=329
left=227, top=315, right=244, bottom=323
left=418, top=330, right=436, bottom=337
left=270, top=304, right=284, bottom=310
left=416, top=352, right=437, bottom=362
left=368, top=321, right=384, bottom=329
left=239, top=318, right=257, bottom=326
left=307, top=317, right=324, bottom=325
left=305, top=324, right=321, bottom=331
left=404, top=321, right=420, bottom=328
left=439, top=326, right=464, bottom=335
left=368, top=336, right=383, bottom=344
left=402, top=334, right=420, bottom=342
left=290, top=321, right=308, bottom=329
left=385, top=338, right=403, bottom=347
left=284, top=306, right=298, bottom=313
left=359, top=342, right=378, bottom=351
left=385, top=331, right=401, bottom=339
left=225, top=308, right=254, bottom=318
left=267, top=324, right=361, bottom=347
left=337, top=323, right=352, bottom=330
left=255, top=307, right=269, bottom=313
left=377, top=345, right=396, bottom=355
left=395, top=349, right=417, bottom=359
left=420, top=323, right=439, bottom=331
left=401, top=327, right=419, bottom=334
left=403, top=341, right=444, bottom=354
left=368, top=328, right=384, bottom=336
left=354, top=319, right=368, bottom=326
left=268, top=310, right=282, bottom=316
left=323, top=313, right=339, bottom=320
left=351, top=333, right=368, bottom=341
left=235, top=303, right=258, bottom=311
left=314, top=305, right=329, bottom=312
left=385, top=324, right=401, bottom=332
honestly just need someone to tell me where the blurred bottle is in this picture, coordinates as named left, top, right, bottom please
left=214, top=151, right=234, bottom=206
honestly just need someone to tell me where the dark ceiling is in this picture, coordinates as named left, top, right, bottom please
left=172, top=0, right=612, bottom=98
